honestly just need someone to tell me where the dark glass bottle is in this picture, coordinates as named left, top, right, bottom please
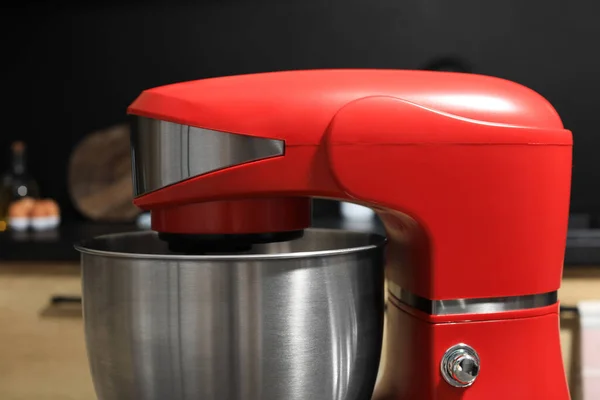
left=0, top=142, right=40, bottom=229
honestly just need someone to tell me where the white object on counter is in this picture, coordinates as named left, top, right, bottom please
left=340, top=202, right=375, bottom=221
left=8, top=217, right=30, bottom=231
left=579, top=301, right=600, bottom=399
left=31, top=216, right=61, bottom=231
left=136, top=212, right=152, bottom=230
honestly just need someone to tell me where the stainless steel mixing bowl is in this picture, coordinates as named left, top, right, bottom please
left=76, top=228, right=386, bottom=400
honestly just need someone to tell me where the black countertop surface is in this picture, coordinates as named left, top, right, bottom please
left=1, top=217, right=599, bottom=265
left=0, top=217, right=386, bottom=262
left=0, top=222, right=138, bottom=261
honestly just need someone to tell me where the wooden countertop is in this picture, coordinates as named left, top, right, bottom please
left=0, top=262, right=597, bottom=400
left=0, top=262, right=93, bottom=400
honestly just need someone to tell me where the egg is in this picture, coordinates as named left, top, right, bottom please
left=18, top=197, right=36, bottom=213
left=8, top=201, right=28, bottom=218
left=9, top=197, right=36, bottom=217
left=30, top=199, right=61, bottom=231
left=31, top=201, right=49, bottom=218
left=8, top=198, right=34, bottom=231
left=44, top=199, right=60, bottom=216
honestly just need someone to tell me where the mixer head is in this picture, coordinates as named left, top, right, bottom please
left=127, top=113, right=313, bottom=253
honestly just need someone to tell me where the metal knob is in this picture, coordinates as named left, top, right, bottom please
left=440, top=344, right=480, bottom=388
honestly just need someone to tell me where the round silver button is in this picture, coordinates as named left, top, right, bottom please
left=440, top=344, right=480, bottom=388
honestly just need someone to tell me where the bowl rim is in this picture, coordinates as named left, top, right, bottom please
left=74, top=228, right=387, bottom=261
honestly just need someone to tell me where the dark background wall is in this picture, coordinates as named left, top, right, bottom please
left=2, top=0, right=599, bottom=222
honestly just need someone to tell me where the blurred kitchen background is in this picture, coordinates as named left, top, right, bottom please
left=1, top=1, right=600, bottom=399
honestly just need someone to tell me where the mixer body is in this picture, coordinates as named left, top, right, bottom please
left=117, top=70, right=573, bottom=399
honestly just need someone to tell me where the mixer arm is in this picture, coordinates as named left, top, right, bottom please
left=133, top=94, right=571, bottom=301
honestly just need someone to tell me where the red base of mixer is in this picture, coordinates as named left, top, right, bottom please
left=375, top=299, right=570, bottom=400
left=150, top=197, right=311, bottom=234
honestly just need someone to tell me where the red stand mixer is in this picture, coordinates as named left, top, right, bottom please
left=78, top=70, right=572, bottom=400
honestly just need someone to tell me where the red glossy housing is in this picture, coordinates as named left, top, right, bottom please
left=128, top=70, right=572, bottom=399
left=150, top=198, right=311, bottom=235
left=128, top=69, right=571, bottom=301
left=379, top=300, right=569, bottom=399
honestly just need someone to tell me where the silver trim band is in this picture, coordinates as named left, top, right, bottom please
left=388, top=281, right=557, bottom=315
left=75, top=229, right=385, bottom=261
left=131, top=117, right=285, bottom=196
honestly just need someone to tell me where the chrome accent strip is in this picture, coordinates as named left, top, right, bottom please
left=75, top=229, right=386, bottom=261
left=388, top=281, right=557, bottom=315
left=131, top=117, right=285, bottom=196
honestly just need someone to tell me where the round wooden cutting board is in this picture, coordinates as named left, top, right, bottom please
left=68, top=124, right=140, bottom=222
